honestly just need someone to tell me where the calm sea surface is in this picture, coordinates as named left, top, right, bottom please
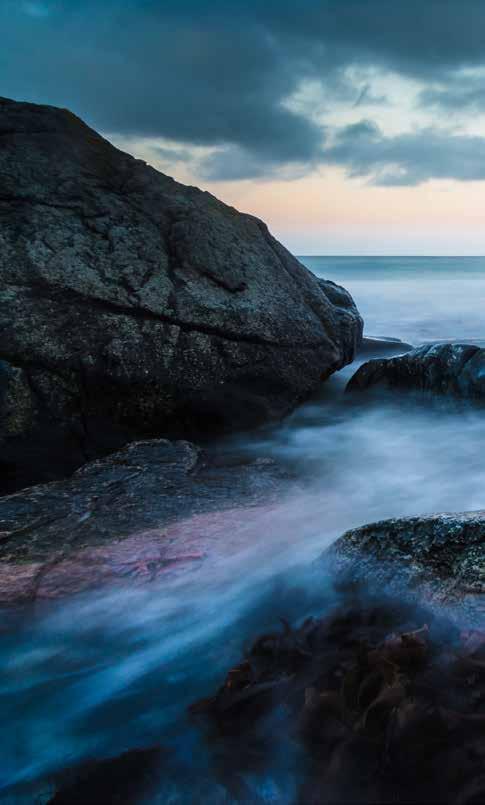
left=2, top=257, right=485, bottom=802
left=301, top=255, right=485, bottom=344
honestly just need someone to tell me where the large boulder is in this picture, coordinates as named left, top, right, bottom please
left=347, top=342, right=485, bottom=398
left=0, top=97, right=362, bottom=492
left=329, top=511, right=485, bottom=621
left=0, top=438, right=291, bottom=604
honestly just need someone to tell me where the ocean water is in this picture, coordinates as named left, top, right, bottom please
left=303, top=255, right=485, bottom=345
left=2, top=257, right=485, bottom=802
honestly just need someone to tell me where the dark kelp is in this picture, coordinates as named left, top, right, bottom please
left=191, top=583, right=485, bottom=804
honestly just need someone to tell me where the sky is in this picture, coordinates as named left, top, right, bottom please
left=3, top=0, right=485, bottom=254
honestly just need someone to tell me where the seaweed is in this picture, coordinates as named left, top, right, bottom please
left=191, top=585, right=485, bottom=804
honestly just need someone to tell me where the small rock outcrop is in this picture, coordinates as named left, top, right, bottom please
left=0, top=438, right=291, bottom=603
left=0, top=97, right=362, bottom=493
left=347, top=343, right=485, bottom=399
left=329, top=511, right=485, bottom=620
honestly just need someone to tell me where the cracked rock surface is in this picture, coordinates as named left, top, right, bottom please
left=0, top=97, right=362, bottom=493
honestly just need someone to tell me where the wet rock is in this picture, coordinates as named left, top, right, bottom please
left=347, top=342, right=485, bottom=399
left=328, top=511, right=485, bottom=621
left=0, top=96, right=362, bottom=493
left=0, top=438, right=291, bottom=603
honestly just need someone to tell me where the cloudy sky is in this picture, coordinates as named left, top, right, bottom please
left=4, top=0, right=485, bottom=254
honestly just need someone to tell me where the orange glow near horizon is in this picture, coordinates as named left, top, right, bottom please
left=202, top=168, right=485, bottom=255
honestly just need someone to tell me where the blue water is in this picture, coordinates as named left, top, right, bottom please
left=301, top=255, right=485, bottom=344
left=2, top=257, right=485, bottom=803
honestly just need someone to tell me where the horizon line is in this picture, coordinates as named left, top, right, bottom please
left=296, top=254, right=485, bottom=258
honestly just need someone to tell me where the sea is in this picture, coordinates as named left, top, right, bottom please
left=2, top=256, right=485, bottom=803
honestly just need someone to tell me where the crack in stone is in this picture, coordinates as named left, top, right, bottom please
left=5, top=278, right=333, bottom=351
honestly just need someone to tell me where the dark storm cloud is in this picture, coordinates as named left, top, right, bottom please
left=4, top=0, right=485, bottom=181
left=2, top=0, right=327, bottom=169
left=324, top=120, right=485, bottom=185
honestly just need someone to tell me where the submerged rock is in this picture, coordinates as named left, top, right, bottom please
left=0, top=96, right=362, bottom=493
left=347, top=342, right=485, bottom=399
left=328, top=511, right=485, bottom=620
left=0, top=438, right=291, bottom=603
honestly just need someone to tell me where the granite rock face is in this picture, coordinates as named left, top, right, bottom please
left=0, top=97, right=362, bottom=492
left=329, top=511, right=485, bottom=621
left=0, top=438, right=291, bottom=603
left=347, top=343, right=485, bottom=399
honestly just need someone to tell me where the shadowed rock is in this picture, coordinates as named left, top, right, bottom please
left=317, top=279, right=363, bottom=363
left=0, top=96, right=362, bottom=493
left=48, top=748, right=165, bottom=805
left=347, top=342, right=485, bottom=399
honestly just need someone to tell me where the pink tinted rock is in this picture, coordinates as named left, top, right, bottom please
left=0, top=505, right=282, bottom=602
left=0, top=561, right=43, bottom=604
left=0, top=439, right=293, bottom=604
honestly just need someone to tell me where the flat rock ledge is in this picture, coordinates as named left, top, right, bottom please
left=357, top=335, right=414, bottom=357
left=347, top=342, right=485, bottom=400
left=328, top=511, right=485, bottom=622
left=0, top=438, right=292, bottom=605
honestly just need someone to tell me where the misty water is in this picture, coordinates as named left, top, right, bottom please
left=2, top=257, right=485, bottom=803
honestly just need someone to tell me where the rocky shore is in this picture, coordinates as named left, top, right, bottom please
left=2, top=97, right=485, bottom=805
